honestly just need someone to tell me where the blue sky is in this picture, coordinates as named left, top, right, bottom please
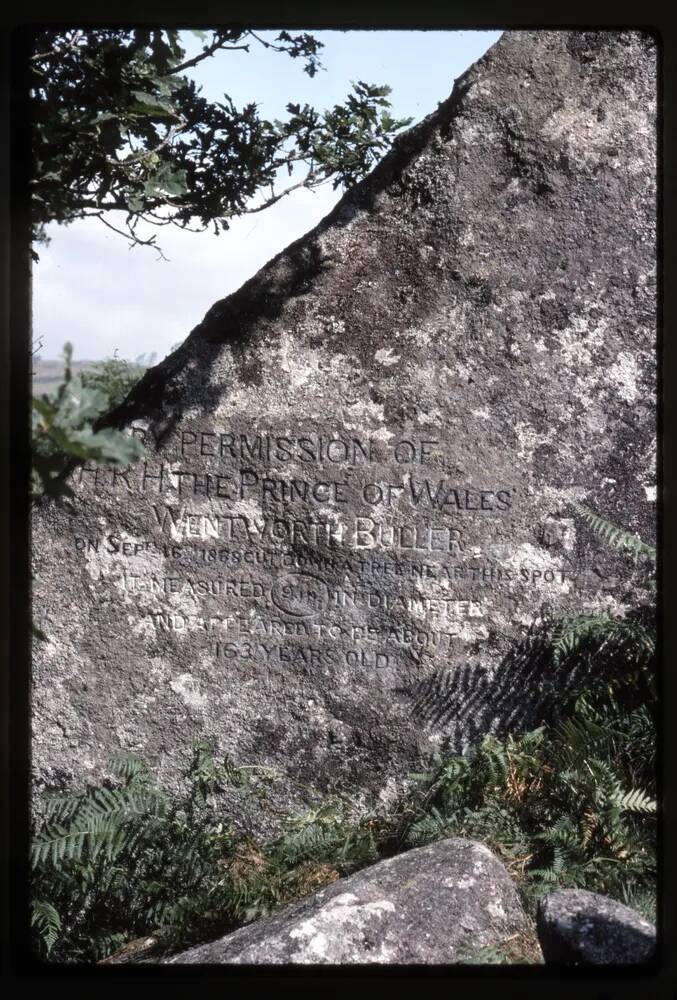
left=33, top=30, right=502, bottom=361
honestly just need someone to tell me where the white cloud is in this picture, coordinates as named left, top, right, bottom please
left=34, top=183, right=341, bottom=361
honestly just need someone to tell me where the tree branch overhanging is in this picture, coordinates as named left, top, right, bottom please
left=167, top=34, right=251, bottom=76
left=30, top=29, right=411, bottom=256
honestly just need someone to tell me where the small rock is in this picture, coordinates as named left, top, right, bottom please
left=536, top=888, right=656, bottom=964
left=166, top=838, right=531, bottom=964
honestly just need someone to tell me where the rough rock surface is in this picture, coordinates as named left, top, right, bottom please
left=536, top=888, right=656, bottom=965
left=166, top=838, right=531, bottom=964
left=32, top=31, right=657, bottom=819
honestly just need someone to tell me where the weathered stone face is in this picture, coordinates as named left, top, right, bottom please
left=32, top=30, right=657, bottom=817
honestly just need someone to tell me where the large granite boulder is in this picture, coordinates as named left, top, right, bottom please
left=536, top=888, right=656, bottom=965
left=32, top=31, right=656, bottom=819
left=166, top=838, right=532, bottom=964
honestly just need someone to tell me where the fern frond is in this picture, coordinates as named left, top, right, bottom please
left=555, top=714, right=617, bottom=762
left=278, top=823, right=345, bottom=864
left=535, top=820, right=581, bottom=851
left=40, top=789, right=88, bottom=826
left=220, top=753, right=249, bottom=787
left=92, top=931, right=129, bottom=961
left=550, top=844, right=565, bottom=874
left=529, top=866, right=562, bottom=884
left=31, top=899, right=62, bottom=955
left=609, top=787, right=657, bottom=814
left=551, top=611, right=655, bottom=662
left=145, top=898, right=181, bottom=928
left=573, top=503, right=655, bottom=562
left=426, top=755, right=469, bottom=799
left=32, top=779, right=167, bottom=868
left=31, top=824, right=92, bottom=867
left=29, top=677, right=657, bottom=965
left=110, top=751, right=153, bottom=784
left=472, top=735, right=509, bottom=784
left=405, top=806, right=451, bottom=846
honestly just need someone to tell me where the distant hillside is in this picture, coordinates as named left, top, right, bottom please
left=32, top=358, right=101, bottom=397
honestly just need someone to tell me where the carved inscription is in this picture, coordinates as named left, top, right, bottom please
left=70, top=424, right=579, bottom=673
left=31, top=28, right=657, bottom=800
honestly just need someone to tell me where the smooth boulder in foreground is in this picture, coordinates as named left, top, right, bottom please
left=167, top=838, right=532, bottom=964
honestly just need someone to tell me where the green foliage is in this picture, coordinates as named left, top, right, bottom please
left=30, top=740, right=347, bottom=962
left=550, top=610, right=655, bottom=662
left=31, top=900, right=62, bottom=956
left=30, top=29, right=412, bottom=254
left=458, top=934, right=544, bottom=965
left=30, top=507, right=656, bottom=963
left=459, top=943, right=513, bottom=965
left=31, top=343, right=144, bottom=503
left=31, top=670, right=656, bottom=963
left=610, top=787, right=656, bottom=815
left=404, top=690, right=655, bottom=913
left=31, top=344, right=146, bottom=642
left=572, top=502, right=656, bottom=564
left=277, top=81, right=409, bottom=190
left=548, top=507, right=656, bottom=718
left=80, top=352, right=154, bottom=411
